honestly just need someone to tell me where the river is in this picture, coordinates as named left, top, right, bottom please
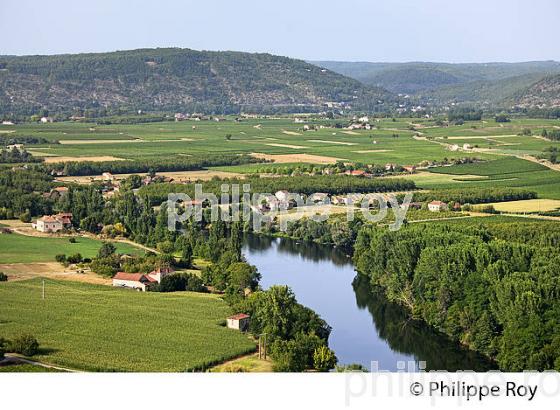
left=243, top=235, right=496, bottom=371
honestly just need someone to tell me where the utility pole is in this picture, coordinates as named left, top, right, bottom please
left=258, top=333, right=267, bottom=360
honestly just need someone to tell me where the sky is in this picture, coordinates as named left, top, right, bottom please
left=1, top=0, right=559, bottom=63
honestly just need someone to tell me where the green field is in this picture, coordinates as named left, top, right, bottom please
left=2, top=118, right=497, bottom=164
left=4, top=116, right=559, bottom=165
left=0, top=278, right=256, bottom=371
left=0, top=364, right=62, bottom=372
left=413, top=158, right=560, bottom=199
left=0, top=234, right=143, bottom=263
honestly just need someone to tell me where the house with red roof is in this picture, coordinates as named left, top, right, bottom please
left=112, top=266, right=174, bottom=292
left=227, top=313, right=250, bottom=331
left=112, top=272, right=158, bottom=292
left=32, top=213, right=73, bottom=233
left=428, top=201, right=449, bottom=212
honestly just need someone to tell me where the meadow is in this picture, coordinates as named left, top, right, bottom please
left=0, top=278, right=256, bottom=371
left=0, top=234, right=143, bottom=263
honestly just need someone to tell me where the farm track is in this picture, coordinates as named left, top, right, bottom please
left=3, top=354, right=78, bottom=373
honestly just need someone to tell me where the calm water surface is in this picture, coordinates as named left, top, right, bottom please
left=243, top=235, right=495, bottom=371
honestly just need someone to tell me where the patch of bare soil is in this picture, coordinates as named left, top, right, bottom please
left=250, top=153, right=345, bottom=164
left=0, top=262, right=111, bottom=285
left=42, top=156, right=127, bottom=163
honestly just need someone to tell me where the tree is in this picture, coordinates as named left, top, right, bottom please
left=0, top=272, right=7, bottom=281
left=157, top=240, right=175, bottom=255
left=97, top=242, right=116, bottom=259
left=313, top=345, right=338, bottom=372
left=227, top=262, right=261, bottom=293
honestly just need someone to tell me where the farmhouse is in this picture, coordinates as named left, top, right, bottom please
left=32, top=213, right=73, bottom=232
left=147, top=266, right=174, bottom=283
left=112, top=267, right=174, bottom=291
left=112, top=272, right=157, bottom=292
left=6, top=144, right=24, bottom=151
left=275, top=190, right=290, bottom=202
left=33, top=216, right=63, bottom=233
left=227, top=313, right=250, bottom=331
left=45, top=186, right=69, bottom=200
left=1, top=120, right=14, bottom=125
left=428, top=201, right=449, bottom=212
left=102, top=172, right=115, bottom=182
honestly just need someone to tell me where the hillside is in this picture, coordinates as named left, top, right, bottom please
left=511, top=74, right=560, bottom=108
left=0, top=48, right=392, bottom=116
left=313, top=60, right=560, bottom=106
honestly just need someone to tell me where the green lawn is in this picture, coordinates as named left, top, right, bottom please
left=0, top=234, right=143, bottom=263
left=0, top=278, right=256, bottom=371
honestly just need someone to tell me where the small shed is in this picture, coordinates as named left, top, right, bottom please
left=227, top=313, right=250, bottom=331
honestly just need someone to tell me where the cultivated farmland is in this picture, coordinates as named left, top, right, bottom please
left=0, top=278, right=256, bottom=371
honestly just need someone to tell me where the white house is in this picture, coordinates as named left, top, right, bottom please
left=102, top=172, right=114, bottom=182
left=112, top=272, right=157, bottom=292
left=428, top=201, right=448, bottom=212
left=1, top=121, right=14, bottom=125
left=33, top=216, right=64, bottom=233
left=275, top=190, right=290, bottom=202
left=227, top=313, right=250, bottom=331
left=6, top=144, right=24, bottom=151
left=32, top=213, right=73, bottom=233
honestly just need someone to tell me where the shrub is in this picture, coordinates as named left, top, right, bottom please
left=0, top=272, right=7, bottom=282
left=313, top=345, right=338, bottom=372
left=66, top=253, right=83, bottom=264
left=55, top=254, right=67, bottom=263
left=68, top=237, right=77, bottom=244
left=19, top=211, right=32, bottom=223
left=9, top=334, right=40, bottom=356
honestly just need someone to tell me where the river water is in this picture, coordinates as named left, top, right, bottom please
left=243, top=235, right=495, bottom=371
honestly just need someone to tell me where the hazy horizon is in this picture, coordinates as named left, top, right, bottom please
left=1, top=46, right=559, bottom=66
left=1, top=0, right=559, bottom=63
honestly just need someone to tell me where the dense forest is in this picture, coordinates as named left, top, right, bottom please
left=353, top=221, right=560, bottom=371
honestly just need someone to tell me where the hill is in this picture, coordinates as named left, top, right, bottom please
left=0, top=48, right=392, bottom=116
left=511, top=74, right=560, bottom=108
left=312, top=60, right=560, bottom=106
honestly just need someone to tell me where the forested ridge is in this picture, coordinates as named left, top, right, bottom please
left=0, top=48, right=391, bottom=116
left=353, top=221, right=560, bottom=370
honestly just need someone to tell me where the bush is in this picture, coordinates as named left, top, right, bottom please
left=68, top=237, right=77, bottom=244
left=55, top=254, right=67, bottom=263
left=313, top=345, right=338, bottom=372
left=19, top=211, right=32, bottom=223
left=9, top=334, right=40, bottom=356
left=0, top=272, right=7, bottom=282
left=66, top=253, right=83, bottom=264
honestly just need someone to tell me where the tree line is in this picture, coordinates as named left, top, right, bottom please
left=353, top=221, right=560, bottom=371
